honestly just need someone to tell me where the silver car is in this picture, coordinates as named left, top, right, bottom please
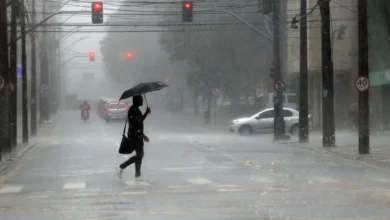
left=229, top=108, right=308, bottom=135
left=105, top=101, right=129, bottom=123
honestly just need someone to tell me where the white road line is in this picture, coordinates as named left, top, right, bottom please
left=168, top=185, right=191, bottom=189
left=26, top=195, right=50, bottom=199
left=125, top=181, right=150, bottom=186
left=0, top=186, right=23, bottom=194
left=74, top=193, right=99, bottom=197
left=122, top=191, right=148, bottom=195
left=188, top=178, right=212, bottom=185
left=63, top=182, right=87, bottom=190
left=217, top=188, right=244, bottom=192
left=99, top=125, right=108, bottom=138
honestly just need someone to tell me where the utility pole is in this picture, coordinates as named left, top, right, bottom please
left=0, top=0, right=11, bottom=157
left=40, top=0, right=50, bottom=123
left=358, top=0, right=369, bottom=154
left=273, top=0, right=288, bottom=141
left=10, top=0, right=18, bottom=147
left=299, top=0, right=309, bottom=142
left=30, top=0, right=37, bottom=136
left=21, top=0, right=28, bottom=143
left=319, top=0, right=335, bottom=147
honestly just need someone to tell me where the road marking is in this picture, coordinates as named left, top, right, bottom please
left=217, top=188, right=244, bottom=192
left=122, top=191, right=147, bottom=195
left=168, top=185, right=191, bottom=189
left=188, top=178, right=212, bottom=185
left=99, top=125, right=108, bottom=138
left=74, top=193, right=99, bottom=197
left=76, top=139, right=87, bottom=144
left=125, top=181, right=150, bottom=186
left=63, top=182, right=86, bottom=190
left=0, top=185, right=23, bottom=194
left=26, top=195, right=50, bottom=199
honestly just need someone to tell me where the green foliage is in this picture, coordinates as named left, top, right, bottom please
left=158, top=2, right=272, bottom=99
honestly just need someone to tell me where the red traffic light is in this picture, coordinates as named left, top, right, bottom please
left=126, top=51, right=133, bottom=59
left=92, top=2, right=102, bottom=10
left=89, top=52, right=95, bottom=57
left=184, top=2, right=192, bottom=9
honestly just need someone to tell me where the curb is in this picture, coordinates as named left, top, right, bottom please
left=0, top=142, right=37, bottom=172
left=282, top=141, right=390, bottom=169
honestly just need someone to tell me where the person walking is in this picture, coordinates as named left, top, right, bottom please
left=116, top=95, right=151, bottom=179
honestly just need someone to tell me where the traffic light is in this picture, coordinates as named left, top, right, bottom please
left=91, top=2, right=103, bottom=24
left=164, top=78, right=169, bottom=83
left=89, top=51, right=95, bottom=62
left=269, top=60, right=275, bottom=79
left=126, top=51, right=133, bottom=59
left=182, top=1, right=193, bottom=22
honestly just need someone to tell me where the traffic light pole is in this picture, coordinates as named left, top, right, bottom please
left=0, top=0, right=11, bottom=158
left=30, top=0, right=37, bottom=136
left=272, top=0, right=288, bottom=141
left=10, top=0, right=18, bottom=147
left=40, top=0, right=50, bottom=123
left=358, top=0, right=369, bottom=154
left=21, top=0, right=28, bottom=143
left=319, top=0, right=335, bottom=147
left=299, top=0, right=309, bottom=143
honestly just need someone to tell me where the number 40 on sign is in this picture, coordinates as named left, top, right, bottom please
left=355, top=76, right=370, bottom=92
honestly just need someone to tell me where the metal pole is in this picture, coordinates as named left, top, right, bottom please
left=319, top=0, right=335, bottom=147
left=299, top=0, right=309, bottom=142
left=358, top=0, right=369, bottom=154
left=10, top=0, right=18, bottom=147
left=21, top=0, right=28, bottom=143
left=40, top=0, right=50, bottom=123
left=273, top=0, right=286, bottom=141
left=30, top=0, right=37, bottom=136
left=0, top=0, right=11, bottom=158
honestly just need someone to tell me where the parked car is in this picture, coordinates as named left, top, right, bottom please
left=104, top=101, right=129, bottom=123
left=229, top=108, right=311, bottom=135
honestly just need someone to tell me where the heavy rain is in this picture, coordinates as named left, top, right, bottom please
left=1, top=0, right=390, bottom=219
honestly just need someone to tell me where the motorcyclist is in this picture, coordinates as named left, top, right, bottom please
left=80, top=100, right=91, bottom=118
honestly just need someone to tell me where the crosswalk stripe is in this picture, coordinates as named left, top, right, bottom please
left=125, top=180, right=150, bottom=186
left=0, top=186, right=23, bottom=194
left=63, top=182, right=86, bottom=190
left=187, top=178, right=212, bottom=185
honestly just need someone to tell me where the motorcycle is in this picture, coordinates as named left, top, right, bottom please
left=82, top=109, right=89, bottom=122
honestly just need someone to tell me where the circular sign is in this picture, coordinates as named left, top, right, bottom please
left=355, top=76, right=370, bottom=92
left=274, top=80, right=285, bottom=92
left=212, top=88, right=219, bottom=96
left=0, top=76, right=5, bottom=90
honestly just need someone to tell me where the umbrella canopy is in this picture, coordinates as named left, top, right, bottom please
left=119, top=81, right=168, bottom=101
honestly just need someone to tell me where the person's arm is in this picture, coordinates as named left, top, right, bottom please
left=134, top=107, right=151, bottom=122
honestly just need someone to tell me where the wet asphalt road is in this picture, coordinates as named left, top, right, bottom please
left=1, top=109, right=390, bottom=220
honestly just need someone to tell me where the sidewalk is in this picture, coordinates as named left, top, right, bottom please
left=0, top=111, right=60, bottom=171
left=285, top=130, right=390, bottom=168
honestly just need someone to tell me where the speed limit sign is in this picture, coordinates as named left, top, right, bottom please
left=355, top=76, right=370, bottom=92
left=274, top=80, right=285, bottom=92
left=0, top=76, right=5, bottom=91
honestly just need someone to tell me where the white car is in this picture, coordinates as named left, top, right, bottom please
left=229, top=108, right=310, bottom=135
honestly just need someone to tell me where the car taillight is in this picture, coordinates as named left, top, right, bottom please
left=84, top=110, right=88, bottom=113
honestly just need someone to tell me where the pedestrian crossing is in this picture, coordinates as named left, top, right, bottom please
left=0, top=176, right=289, bottom=198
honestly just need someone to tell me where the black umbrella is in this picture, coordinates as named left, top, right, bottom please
left=119, top=81, right=169, bottom=105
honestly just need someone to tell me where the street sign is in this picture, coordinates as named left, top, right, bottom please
left=274, top=80, right=285, bottom=92
left=355, top=76, right=370, bottom=92
left=0, top=76, right=5, bottom=91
